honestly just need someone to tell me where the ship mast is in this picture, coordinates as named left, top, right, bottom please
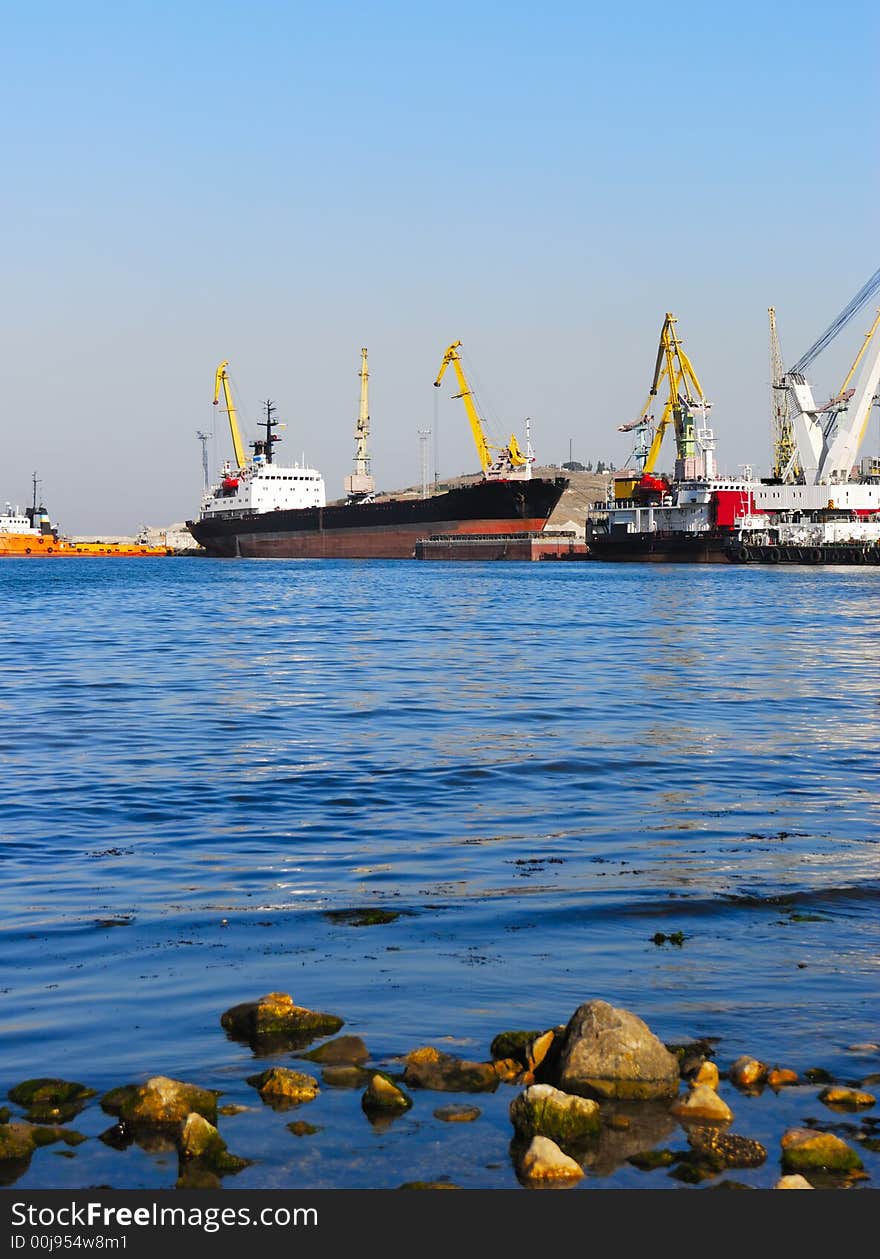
left=253, top=399, right=280, bottom=464
left=345, top=347, right=376, bottom=501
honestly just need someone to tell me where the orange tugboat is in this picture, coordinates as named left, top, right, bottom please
left=0, top=480, right=173, bottom=557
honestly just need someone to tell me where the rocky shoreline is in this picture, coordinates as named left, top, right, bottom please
left=2, top=993, right=877, bottom=1191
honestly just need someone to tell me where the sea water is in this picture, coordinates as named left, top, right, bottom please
left=1, top=557, right=878, bottom=1189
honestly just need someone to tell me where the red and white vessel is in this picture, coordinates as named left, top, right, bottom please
left=588, top=272, right=880, bottom=564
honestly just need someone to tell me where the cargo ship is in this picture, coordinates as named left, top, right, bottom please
left=586, top=283, right=880, bottom=565
left=0, top=490, right=173, bottom=557
left=187, top=349, right=569, bottom=559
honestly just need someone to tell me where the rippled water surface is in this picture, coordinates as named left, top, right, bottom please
left=2, top=557, right=878, bottom=1189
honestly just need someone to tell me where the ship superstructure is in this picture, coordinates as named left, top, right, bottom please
left=198, top=362, right=326, bottom=523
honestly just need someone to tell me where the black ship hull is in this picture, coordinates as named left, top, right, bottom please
left=187, top=476, right=569, bottom=559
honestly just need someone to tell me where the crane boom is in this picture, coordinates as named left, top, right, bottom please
left=433, top=341, right=493, bottom=472
left=344, top=347, right=376, bottom=501
left=625, top=314, right=710, bottom=477
left=213, top=361, right=247, bottom=470
left=769, top=307, right=799, bottom=482
left=433, top=341, right=530, bottom=479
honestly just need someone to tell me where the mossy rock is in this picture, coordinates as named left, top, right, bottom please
left=781, top=1128, right=863, bottom=1176
left=30, top=1127, right=87, bottom=1149
left=8, top=1079, right=96, bottom=1108
left=101, top=1076, right=218, bottom=1130
left=0, top=1124, right=36, bottom=1163
left=509, top=1084, right=601, bottom=1144
left=8, top=1079, right=96, bottom=1124
left=178, top=1113, right=250, bottom=1175
left=220, top=993, right=344, bottom=1046
left=803, top=1067, right=834, bottom=1084
left=287, top=1121, right=321, bottom=1137
left=628, top=1149, right=677, bottom=1170
left=324, top=908, right=400, bottom=927
left=398, top=1181, right=460, bottom=1190
left=490, top=1031, right=543, bottom=1067
left=0, top=1108, right=10, bottom=1125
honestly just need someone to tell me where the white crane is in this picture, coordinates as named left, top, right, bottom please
left=784, top=266, right=880, bottom=485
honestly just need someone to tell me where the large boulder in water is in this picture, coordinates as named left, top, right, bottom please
left=552, top=1000, right=680, bottom=1101
left=220, top=992, right=343, bottom=1050
left=101, top=1076, right=217, bottom=1130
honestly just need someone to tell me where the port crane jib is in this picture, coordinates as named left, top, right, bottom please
left=618, top=313, right=713, bottom=489
left=213, top=360, right=247, bottom=472
left=783, top=265, right=880, bottom=485
left=345, top=347, right=376, bottom=502
left=433, top=341, right=532, bottom=481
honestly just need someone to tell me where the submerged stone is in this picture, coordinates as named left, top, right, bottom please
left=433, top=1105, right=481, bottom=1123
left=324, top=908, right=400, bottom=926
left=8, top=1079, right=96, bottom=1124
left=627, top=1148, right=676, bottom=1170
left=404, top=1049, right=499, bottom=1094
left=300, top=1036, right=369, bottom=1066
left=687, top=1126, right=767, bottom=1169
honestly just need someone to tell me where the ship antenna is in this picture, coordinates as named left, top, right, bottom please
left=255, top=399, right=280, bottom=464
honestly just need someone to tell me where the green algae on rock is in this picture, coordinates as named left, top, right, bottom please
left=178, top=1112, right=250, bottom=1175
left=780, top=1128, right=864, bottom=1176
left=101, top=1076, right=218, bottom=1130
left=509, top=1084, right=601, bottom=1144
left=324, top=908, right=401, bottom=927
left=0, top=1123, right=36, bottom=1163
left=8, top=1079, right=97, bottom=1124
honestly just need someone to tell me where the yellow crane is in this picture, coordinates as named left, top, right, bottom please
left=433, top=341, right=530, bottom=480
left=617, top=314, right=709, bottom=492
left=213, top=361, right=247, bottom=471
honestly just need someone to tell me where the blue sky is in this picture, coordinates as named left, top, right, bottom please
left=2, top=0, right=878, bottom=531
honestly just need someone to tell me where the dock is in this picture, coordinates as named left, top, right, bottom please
left=414, top=530, right=589, bottom=561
